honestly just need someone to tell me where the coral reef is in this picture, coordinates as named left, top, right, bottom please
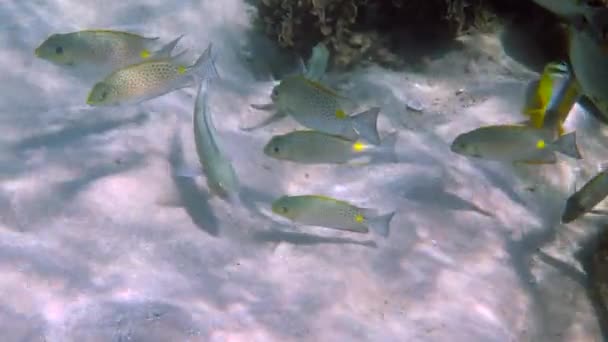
left=255, top=0, right=553, bottom=70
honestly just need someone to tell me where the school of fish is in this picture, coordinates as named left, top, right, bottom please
left=35, top=31, right=395, bottom=238
left=33, top=3, right=608, bottom=237
left=451, top=0, right=608, bottom=223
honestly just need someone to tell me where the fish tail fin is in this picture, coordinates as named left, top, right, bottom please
left=351, top=107, right=381, bottom=145
left=372, top=132, right=399, bottom=163
left=151, top=34, right=184, bottom=59
left=552, top=131, right=582, bottom=159
left=367, top=211, right=395, bottom=238
left=190, top=43, right=220, bottom=83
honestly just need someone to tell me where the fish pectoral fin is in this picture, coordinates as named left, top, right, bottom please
left=239, top=110, right=286, bottom=131
left=250, top=102, right=276, bottom=111
left=347, top=159, right=371, bottom=167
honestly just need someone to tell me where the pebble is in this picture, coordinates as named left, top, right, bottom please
left=406, top=99, right=424, bottom=112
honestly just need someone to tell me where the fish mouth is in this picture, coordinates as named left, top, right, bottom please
left=262, top=143, right=273, bottom=156
left=561, top=200, right=585, bottom=224
left=34, top=47, right=40, bottom=57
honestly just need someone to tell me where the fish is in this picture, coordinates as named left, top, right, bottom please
left=562, top=170, right=608, bottom=223
left=568, top=18, right=608, bottom=124
left=531, top=0, right=597, bottom=19
left=571, top=5, right=608, bottom=45
left=86, top=43, right=219, bottom=106
left=450, top=124, right=582, bottom=164
left=269, top=75, right=382, bottom=145
left=263, top=130, right=398, bottom=164
left=191, top=79, right=239, bottom=202
left=271, top=195, right=395, bottom=237
left=35, top=29, right=183, bottom=69
left=245, top=42, right=331, bottom=131
left=521, top=62, right=578, bottom=135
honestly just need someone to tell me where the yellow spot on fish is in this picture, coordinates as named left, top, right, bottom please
left=355, top=214, right=364, bottom=223
left=536, top=139, right=546, bottom=149
left=352, top=141, right=366, bottom=152
left=178, top=65, right=187, bottom=74
left=335, top=109, right=347, bottom=119
left=140, top=49, right=151, bottom=59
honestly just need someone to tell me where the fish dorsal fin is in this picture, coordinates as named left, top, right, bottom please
left=309, top=194, right=337, bottom=201
left=113, top=49, right=187, bottom=71
left=81, top=29, right=158, bottom=40
left=298, top=76, right=351, bottom=101
left=308, top=195, right=353, bottom=207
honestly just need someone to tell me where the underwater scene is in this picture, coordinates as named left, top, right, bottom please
left=3, top=0, right=608, bottom=340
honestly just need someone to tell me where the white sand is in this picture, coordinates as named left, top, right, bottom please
left=0, top=0, right=606, bottom=341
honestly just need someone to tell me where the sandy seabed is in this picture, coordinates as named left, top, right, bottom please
left=0, top=0, right=606, bottom=341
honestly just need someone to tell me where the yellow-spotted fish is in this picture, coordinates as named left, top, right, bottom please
left=263, top=130, right=397, bottom=164
left=192, top=80, right=239, bottom=201
left=269, top=75, right=382, bottom=145
left=271, top=195, right=395, bottom=237
left=35, top=30, right=183, bottom=69
left=450, top=124, right=582, bottom=164
left=562, top=169, right=608, bottom=223
left=86, top=43, right=219, bottom=106
left=522, top=62, right=578, bottom=135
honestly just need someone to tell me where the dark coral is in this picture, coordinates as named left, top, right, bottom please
left=255, top=0, right=557, bottom=70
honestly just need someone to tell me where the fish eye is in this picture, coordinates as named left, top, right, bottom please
left=271, top=88, right=279, bottom=97
left=273, top=146, right=280, bottom=153
left=55, top=46, right=63, bottom=54
left=280, top=206, right=288, bottom=213
left=101, top=90, right=108, bottom=99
